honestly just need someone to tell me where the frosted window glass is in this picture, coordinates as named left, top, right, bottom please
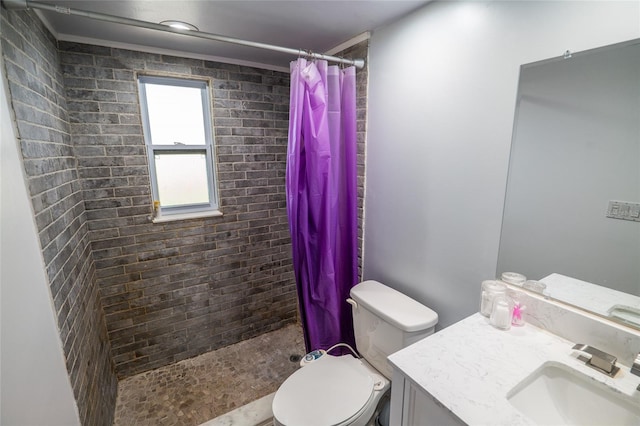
left=145, top=83, right=206, bottom=145
left=154, top=153, right=209, bottom=207
left=139, top=76, right=219, bottom=214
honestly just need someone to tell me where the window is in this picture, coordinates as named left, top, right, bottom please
left=138, top=76, right=219, bottom=219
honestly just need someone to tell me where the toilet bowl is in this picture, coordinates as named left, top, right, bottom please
left=272, top=280, right=438, bottom=426
left=272, top=354, right=389, bottom=426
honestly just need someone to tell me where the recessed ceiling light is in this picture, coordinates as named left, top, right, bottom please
left=160, top=20, right=199, bottom=31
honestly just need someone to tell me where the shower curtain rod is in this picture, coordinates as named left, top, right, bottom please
left=3, top=0, right=366, bottom=69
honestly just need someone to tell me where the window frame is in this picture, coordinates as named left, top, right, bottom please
left=138, top=75, right=219, bottom=218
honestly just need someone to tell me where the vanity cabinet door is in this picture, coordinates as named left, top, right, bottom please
left=391, top=369, right=465, bottom=426
left=404, top=381, right=431, bottom=425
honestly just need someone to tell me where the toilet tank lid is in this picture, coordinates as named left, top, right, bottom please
left=350, top=280, right=438, bottom=332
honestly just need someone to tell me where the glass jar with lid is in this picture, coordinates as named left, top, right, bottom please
left=490, top=295, right=514, bottom=330
left=480, top=280, right=507, bottom=317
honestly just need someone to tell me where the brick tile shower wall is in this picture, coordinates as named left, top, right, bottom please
left=339, top=41, right=369, bottom=278
left=1, top=10, right=117, bottom=426
left=59, top=42, right=299, bottom=377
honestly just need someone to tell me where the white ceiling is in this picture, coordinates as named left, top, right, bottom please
left=31, top=0, right=430, bottom=71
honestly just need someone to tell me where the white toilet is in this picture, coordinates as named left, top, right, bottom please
left=272, top=280, right=438, bottom=426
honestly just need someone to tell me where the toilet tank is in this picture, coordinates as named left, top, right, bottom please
left=349, top=280, right=438, bottom=379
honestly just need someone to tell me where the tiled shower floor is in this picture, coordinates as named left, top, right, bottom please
left=114, top=323, right=306, bottom=426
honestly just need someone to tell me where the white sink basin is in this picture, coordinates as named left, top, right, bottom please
left=507, top=362, right=640, bottom=425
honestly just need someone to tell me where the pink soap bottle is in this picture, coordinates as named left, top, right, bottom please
left=512, top=300, right=526, bottom=327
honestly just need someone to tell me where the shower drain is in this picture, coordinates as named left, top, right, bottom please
left=289, top=354, right=302, bottom=363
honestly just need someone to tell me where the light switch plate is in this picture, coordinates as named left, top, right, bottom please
left=606, top=200, right=640, bottom=222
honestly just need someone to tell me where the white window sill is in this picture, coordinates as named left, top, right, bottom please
left=152, top=209, right=223, bottom=223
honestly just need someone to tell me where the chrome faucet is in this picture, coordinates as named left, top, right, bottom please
left=631, top=352, right=640, bottom=391
left=572, top=344, right=619, bottom=377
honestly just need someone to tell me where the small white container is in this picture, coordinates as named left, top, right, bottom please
left=501, top=272, right=527, bottom=286
left=522, top=280, right=546, bottom=294
left=490, top=295, right=513, bottom=330
left=480, top=280, right=507, bottom=317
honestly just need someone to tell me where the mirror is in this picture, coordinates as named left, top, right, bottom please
left=497, top=39, right=640, bottom=328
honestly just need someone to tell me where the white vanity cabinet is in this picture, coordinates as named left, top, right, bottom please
left=387, top=310, right=640, bottom=426
left=390, top=368, right=464, bottom=426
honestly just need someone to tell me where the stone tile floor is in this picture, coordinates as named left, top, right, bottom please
left=114, top=323, right=306, bottom=426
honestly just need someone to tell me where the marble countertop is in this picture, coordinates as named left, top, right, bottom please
left=540, top=273, right=640, bottom=327
left=388, top=313, right=640, bottom=425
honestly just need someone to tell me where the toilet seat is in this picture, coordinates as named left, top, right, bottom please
left=272, top=355, right=381, bottom=426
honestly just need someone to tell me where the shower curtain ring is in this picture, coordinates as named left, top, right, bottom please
left=306, top=49, right=318, bottom=63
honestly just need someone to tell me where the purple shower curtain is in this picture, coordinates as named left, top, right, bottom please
left=286, top=59, right=358, bottom=352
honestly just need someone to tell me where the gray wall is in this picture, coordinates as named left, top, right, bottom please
left=0, top=9, right=117, bottom=426
left=364, top=1, right=640, bottom=328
